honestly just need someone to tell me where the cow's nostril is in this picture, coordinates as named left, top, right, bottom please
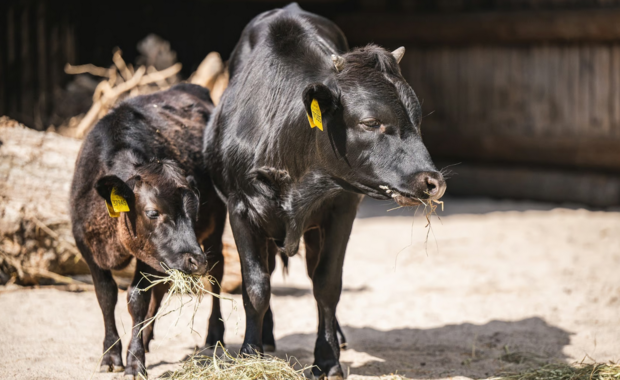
left=425, top=177, right=439, bottom=195
left=186, top=256, right=198, bottom=272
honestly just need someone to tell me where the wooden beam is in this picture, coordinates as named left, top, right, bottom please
left=335, top=9, right=620, bottom=45
left=424, top=131, right=620, bottom=172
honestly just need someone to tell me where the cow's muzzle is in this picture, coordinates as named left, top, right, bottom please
left=382, top=171, right=447, bottom=207
left=180, top=251, right=208, bottom=276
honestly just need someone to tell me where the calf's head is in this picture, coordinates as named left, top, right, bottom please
left=302, top=45, right=446, bottom=206
left=94, top=160, right=207, bottom=275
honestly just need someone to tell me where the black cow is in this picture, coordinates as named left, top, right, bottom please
left=204, top=3, right=446, bottom=379
left=70, top=84, right=227, bottom=379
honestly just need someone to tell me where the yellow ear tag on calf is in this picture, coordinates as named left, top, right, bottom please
left=105, top=187, right=130, bottom=218
left=310, top=99, right=323, bottom=131
left=105, top=201, right=120, bottom=218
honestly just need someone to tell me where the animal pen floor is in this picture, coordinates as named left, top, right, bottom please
left=1, top=197, right=619, bottom=379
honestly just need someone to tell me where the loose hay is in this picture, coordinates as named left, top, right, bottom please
left=161, top=344, right=312, bottom=380
left=136, top=264, right=230, bottom=335
left=490, top=362, right=620, bottom=380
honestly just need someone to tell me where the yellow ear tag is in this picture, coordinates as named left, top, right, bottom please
left=110, top=187, right=130, bottom=213
left=307, top=114, right=316, bottom=128
left=105, top=201, right=120, bottom=218
left=310, top=99, right=323, bottom=131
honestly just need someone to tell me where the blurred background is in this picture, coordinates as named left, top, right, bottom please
left=2, top=0, right=620, bottom=207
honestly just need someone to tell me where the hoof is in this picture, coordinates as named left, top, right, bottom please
left=263, top=344, right=276, bottom=353
left=100, top=364, right=125, bottom=373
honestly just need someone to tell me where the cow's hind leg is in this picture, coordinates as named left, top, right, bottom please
left=125, top=260, right=156, bottom=379
left=304, top=194, right=360, bottom=380
left=141, top=282, right=169, bottom=352
left=76, top=239, right=124, bottom=373
left=203, top=204, right=227, bottom=348
left=336, top=318, right=347, bottom=349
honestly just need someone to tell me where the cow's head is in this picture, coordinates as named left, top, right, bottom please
left=94, top=159, right=207, bottom=275
left=302, top=45, right=446, bottom=206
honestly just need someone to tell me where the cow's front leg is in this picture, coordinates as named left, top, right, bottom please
left=305, top=195, right=359, bottom=380
left=125, top=260, right=155, bottom=379
left=77, top=240, right=124, bottom=373
left=229, top=209, right=271, bottom=355
left=141, top=282, right=168, bottom=353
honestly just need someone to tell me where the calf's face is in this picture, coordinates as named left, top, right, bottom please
left=303, top=46, right=446, bottom=207
left=94, top=162, right=207, bottom=275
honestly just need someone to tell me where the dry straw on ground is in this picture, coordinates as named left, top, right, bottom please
left=491, top=362, right=620, bottom=380
left=161, top=344, right=312, bottom=380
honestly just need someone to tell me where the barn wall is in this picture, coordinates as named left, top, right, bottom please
left=404, top=44, right=620, bottom=171
left=0, top=1, right=77, bottom=130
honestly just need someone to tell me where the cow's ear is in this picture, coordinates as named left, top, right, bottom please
left=302, top=83, right=338, bottom=120
left=94, top=175, right=137, bottom=206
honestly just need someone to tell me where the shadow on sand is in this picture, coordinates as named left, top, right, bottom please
left=151, top=317, right=570, bottom=378
left=271, top=317, right=571, bottom=378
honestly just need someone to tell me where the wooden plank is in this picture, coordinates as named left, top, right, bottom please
left=424, top=131, right=620, bottom=171
left=36, top=1, right=47, bottom=129
left=20, top=6, right=34, bottom=127
left=335, top=9, right=620, bottom=45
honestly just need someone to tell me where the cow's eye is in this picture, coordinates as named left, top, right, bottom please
left=360, top=118, right=381, bottom=128
left=145, top=210, right=159, bottom=219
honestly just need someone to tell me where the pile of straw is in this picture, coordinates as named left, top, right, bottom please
left=161, top=345, right=311, bottom=380
left=491, top=362, right=620, bottom=380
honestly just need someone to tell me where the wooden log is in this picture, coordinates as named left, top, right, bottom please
left=335, top=9, right=620, bottom=46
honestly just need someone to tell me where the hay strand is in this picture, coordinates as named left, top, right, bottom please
left=135, top=263, right=226, bottom=335
left=161, top=343, right=312, bottom=380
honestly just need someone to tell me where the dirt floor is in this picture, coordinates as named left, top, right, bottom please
left=1, top=197, right=619, bottom=379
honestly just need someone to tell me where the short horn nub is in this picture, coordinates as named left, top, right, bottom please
left=392, top=47, right=405, bottom=64
left=331, top=54, right=345, bottom=72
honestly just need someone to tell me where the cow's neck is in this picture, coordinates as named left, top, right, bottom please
left=278, top=169, right=343, bottom=256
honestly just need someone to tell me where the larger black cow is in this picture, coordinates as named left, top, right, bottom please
left=204, top=4, right=446, bottom=379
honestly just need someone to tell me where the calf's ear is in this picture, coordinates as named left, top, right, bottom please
left=302, top=83, right=338, bottom=122
left=94, top=175, right=137, bottom=207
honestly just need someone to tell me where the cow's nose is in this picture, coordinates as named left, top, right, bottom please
left=412, top=171, right=446, bottom=200
left=183, top=254, right=207, bottom=275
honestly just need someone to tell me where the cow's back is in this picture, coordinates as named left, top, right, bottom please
left=228, top=3, right=348, bottom=78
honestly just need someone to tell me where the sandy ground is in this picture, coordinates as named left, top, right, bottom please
left=1, top=197, right=619, bottom=379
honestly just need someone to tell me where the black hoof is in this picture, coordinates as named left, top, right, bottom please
left=240, top=343, right=263, bottom=356
left=312, top=364, right=344, bottom=380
